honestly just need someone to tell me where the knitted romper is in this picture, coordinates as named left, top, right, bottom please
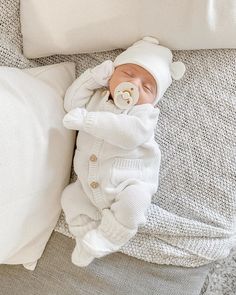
left=61, top=68, right=161, bottom=260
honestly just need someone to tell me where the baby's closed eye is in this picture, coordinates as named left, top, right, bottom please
left=143, top=84, right=152, bottom=92
left=144, top=85, right=151, bottom=90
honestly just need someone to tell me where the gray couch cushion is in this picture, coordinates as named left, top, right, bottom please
left=0, top=231, right=211, bottom=295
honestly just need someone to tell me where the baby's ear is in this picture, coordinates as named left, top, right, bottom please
left=170, top=61, right=186, bottom=80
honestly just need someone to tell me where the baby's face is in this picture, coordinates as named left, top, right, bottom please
left=108, top=64, right=157, bottom=105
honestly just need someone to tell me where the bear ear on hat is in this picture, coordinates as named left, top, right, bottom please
left=132, top=36, right=160, bottom=47
left=170, top=61, right=186, bottom=80
left=142, top=36, right=160, bottom=45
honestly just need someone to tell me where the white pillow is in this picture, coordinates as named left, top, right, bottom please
left=20, top=0, right=236, bottom=58
left=0, top=62, right=76, bottom=270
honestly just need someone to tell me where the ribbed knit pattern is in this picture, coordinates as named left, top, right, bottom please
left=1, top=0, right=235, bottom=269
left=99, top=209, right=137, bottom=245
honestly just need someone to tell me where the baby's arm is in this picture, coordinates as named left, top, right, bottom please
left=64, top=60, right=114, bottom=112
left=63, top=105, right=160, bottom=149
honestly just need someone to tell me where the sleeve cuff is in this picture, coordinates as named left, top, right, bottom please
left=83, top=112, right=97, bottom=134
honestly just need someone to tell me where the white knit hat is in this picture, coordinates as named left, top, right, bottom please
left=114, top=36, right=186, bottom=105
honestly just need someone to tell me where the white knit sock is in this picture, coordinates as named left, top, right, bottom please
left=71, top=240, right=95, bottom=267
left=82, top=209, right=137, bottom=258
left=82, top=229, right=120, bottom=258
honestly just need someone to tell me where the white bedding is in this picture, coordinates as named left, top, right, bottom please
left=0, top=62, right=76, bottom=270
left=20, top=0, right=236, bottom=58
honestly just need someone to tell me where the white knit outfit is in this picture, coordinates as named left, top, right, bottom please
left=61, top=67, right=161, bottom=266
left=62, top=37, right=185, bottom=267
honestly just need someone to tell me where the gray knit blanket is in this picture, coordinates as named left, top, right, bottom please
left=1, top=1, right=236, bottom=293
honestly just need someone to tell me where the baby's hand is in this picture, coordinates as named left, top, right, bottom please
left=90, top=60, right=115, bottom=87
left=63, top=107, right=87, bottom=130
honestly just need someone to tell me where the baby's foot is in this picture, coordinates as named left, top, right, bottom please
left=82, top=229, right=120, bottom=258
left=71, top=242, right=95, bottom=267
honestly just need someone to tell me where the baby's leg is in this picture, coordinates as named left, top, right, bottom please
left=110, top=182, right=152, bottom=229
left=61, top=180, right=102, bottom=267
left=61, top=180, right=101, bottom=238
left=81, top=183, right=152, bottom=259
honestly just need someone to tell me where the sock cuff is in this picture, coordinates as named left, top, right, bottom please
left=99, top=209, right=137, bottom=246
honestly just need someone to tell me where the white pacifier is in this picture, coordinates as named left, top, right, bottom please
left=113, top=82, right=139, bottom=110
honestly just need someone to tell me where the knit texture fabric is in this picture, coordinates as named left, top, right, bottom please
left=1, top=0, right=235, bottom=269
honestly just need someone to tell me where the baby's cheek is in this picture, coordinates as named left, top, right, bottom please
left=137, top=91, right=155, bottom=105
left=108, top=80, right=115, bottom=98
left=108, top=75, right=125, bottom=98
left=108, top=77, right=115, bottom=96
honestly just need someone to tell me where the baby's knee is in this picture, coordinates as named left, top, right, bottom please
left=61, top=183, right=73, bottom=208
left=113, top=206, right=147, bottom=229
left=111, top=198, right=149, bottom=229
left=61, top=181, right=82, bottom=207
left=61, top=182, right=84, bottom=220
left=115, top=187, right=151, bottom=212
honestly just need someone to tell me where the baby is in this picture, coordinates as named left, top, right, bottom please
left=61, top=37, right=185, bottom=267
